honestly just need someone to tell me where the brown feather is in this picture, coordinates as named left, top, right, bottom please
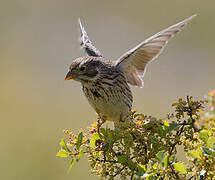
left=116, top=15, right=197, bottom=87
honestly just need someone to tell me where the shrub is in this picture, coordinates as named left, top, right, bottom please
left=57, top=91, right=215, bottom=179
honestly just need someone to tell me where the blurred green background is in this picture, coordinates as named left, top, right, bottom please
left=0, top=0, right=214, bottom=179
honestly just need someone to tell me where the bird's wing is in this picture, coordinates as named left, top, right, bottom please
left=116, top=15, right=196, bottom=87
left=78, top=19, right=103, bottom=57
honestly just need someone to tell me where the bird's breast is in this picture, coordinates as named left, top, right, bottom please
left=82, top=80, right=133, bottom=122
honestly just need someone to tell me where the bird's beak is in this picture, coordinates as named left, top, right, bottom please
left=65, top=71, right=77, bottom=80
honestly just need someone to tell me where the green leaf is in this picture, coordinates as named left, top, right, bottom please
left=90, top=133, right=101, bottom=149
left=60, top=139, right=71, bottom=153
left=127, top=159, right=136, bottom=171
left=124, top=133, right=133, bottom=147
left=76, top=132, right=83, bottom=150
left=134, top=113, right=140, bottom=118
left=69, top=158, right=75, bottom=169
left=172, top=102, right=179, bottom=106
left=101, top=140, right=110, bottom=151
left=136, top=164, right=146, bottom=177
left=56, top=150, right=68, bottom=157
left=142, top=120, right=154, bottom=129
left=146, top=173, right=156, bottom=180
left=77, top=149, right=84, bottom=161
left=200, top=146, right=212, bottom=156
left=199, top=130, right=212, bottom=142
left=168, top=123, right=179, bottom=131
left=169, top=155, right=177, bottom=163
left=151, top=137, right=158, bottom=144
left=117, top=154, right=127, bottom=163
left=163, top=154, right=169, bottom=168
left=100, top=128, right=107, bottom=137
left=158, top=125, right=165, bottom=137
left=189, top=150, right=201, bottom=159
left=207, top=137, right=215, bottom=149
left=156, top=151, right=164, bottom=163
left=173, top=162, right=186, bottom=174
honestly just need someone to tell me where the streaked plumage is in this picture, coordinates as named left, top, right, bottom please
left=65, top=15, right=196, bottom=123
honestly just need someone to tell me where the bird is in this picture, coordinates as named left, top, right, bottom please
left=65, top=15, right=196, bottom=126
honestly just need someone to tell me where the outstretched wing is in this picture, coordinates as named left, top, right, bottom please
left=116, top=15, right=197, bottom=87
left=78, top=19, right=103, bottom=57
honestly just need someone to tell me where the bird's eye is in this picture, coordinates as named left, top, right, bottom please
left=80, top=66, right=86, bottom=71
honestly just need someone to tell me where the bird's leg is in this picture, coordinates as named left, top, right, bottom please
left=97, top=119, right=100, bottom=133
left=97, top=116, right=105, bottom=134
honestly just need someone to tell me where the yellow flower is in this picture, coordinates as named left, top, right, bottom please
left=198, top=109, right=205, bottom=115
left=130, top=109, right=136, bottom=113
left=209, top=90, right=215, bottom=97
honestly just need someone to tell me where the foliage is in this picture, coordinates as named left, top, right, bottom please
left=57, top=91, right=215, bottom=179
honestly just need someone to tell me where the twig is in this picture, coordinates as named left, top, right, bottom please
left=170, top=164, right=180, bottom=180
left=103, top=150, right=106, bottom=162
left=186, top=96, right=197, bottom=132
left=112, top=156, right=136, bottom=178
left=187, top=175, right=194, bottom=180
left=70, top=148, right=102, bottom=156
left=168, top=120, right=186, bottom=179
left=169, top=120, right=185, bottom=154
left=130, top=173, right=134, bottom=180
left=95, top=158, right=118, bottom=163
left=113, top=165, right=127, bottom=177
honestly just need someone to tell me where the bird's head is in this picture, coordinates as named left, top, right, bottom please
left=65, top=56, right=110, bottom=84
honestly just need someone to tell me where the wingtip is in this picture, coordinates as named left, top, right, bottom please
left=78, top=18, right=82, bottom=27
left=178, top=14, right=197, bottom=26
left=187, top=14, right=197, bottom=21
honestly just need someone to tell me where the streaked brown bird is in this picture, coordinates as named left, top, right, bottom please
left=65, top=15, right=196, bottom=125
